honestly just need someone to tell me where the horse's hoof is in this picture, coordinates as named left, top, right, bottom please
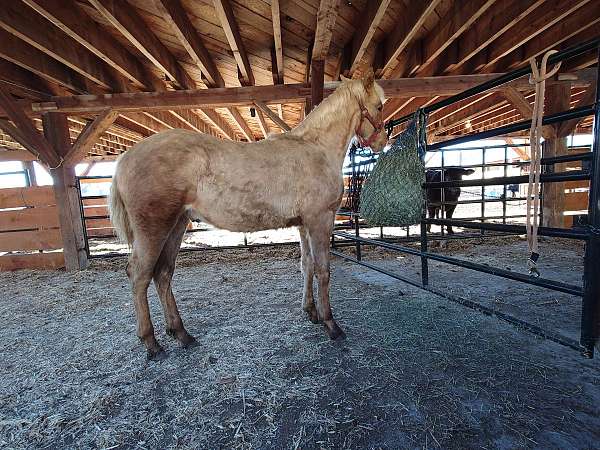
left=306, top=309, right=319, bottom=324
left=147, top=346, right=167, bottom=361
left=180, top=334, right=198, bottom=349
left=324, top=320, right=346, bottom=340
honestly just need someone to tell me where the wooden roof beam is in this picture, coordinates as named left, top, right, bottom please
left=346, top=0, right=391, bottom=76
left=0, top=2, right=126, bottom=91
left=23, top=71, right=596, bottom=115
left=196, top=108, right=236, bottom=140
left=228, top=107, right=255, bottom=141
left=271, top=0, right=284, bottom=85
left=439, top=0, right=546, bottom=75
left=312, top=0, right=341, bottom=61
left=212, top=0, right=254, bottom=86
left=0, top=27, right=88, bottom=94
left=376, top=0, right=442, bottom=78
left=157, top=0, right=225, bottom=88
left=399, top=0, right=497, bottom=78
left=89, top=0, right=195, bottom=89
left=23, top=0, right=160, bottom=91
left=481, top=0, right=591, bottom=71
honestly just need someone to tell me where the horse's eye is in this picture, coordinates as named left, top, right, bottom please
left=377, top=104, right=383, bottom=111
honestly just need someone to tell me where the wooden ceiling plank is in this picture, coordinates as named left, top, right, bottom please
left=89, top=0, right=195, bottom=89
left=377, top=0, right=442, bottom=77
left=0, top=87, right=58, bottom=166
left=212, top=0, right=255, bottom=86
left=157, top=0, right=225, bottom=88
left=312, top=0, right=341, bottom=61
left=22, top=0, right=159, bottom=91
left=254, top=101, right=291, bottom=131
left=64, top=108, right=119, bottom=166
left=0, top=2, right=124, bottom=90
left=347, top=0, right=392, bottom=76
left=272, top=0, right=284, bottom=84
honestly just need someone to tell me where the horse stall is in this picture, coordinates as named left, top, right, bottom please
left=1, top=2, right=600, bottom=449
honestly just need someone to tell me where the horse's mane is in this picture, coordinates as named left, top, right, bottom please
left=269, top=78, right=384, bottom=141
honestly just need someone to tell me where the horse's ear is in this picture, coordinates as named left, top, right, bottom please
left=340, top=74, right=351, bottom=82
left=362, top=68, right=375, bottom=90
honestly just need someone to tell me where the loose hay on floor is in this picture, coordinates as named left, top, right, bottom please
left=0, top=246, right=599, bottom=449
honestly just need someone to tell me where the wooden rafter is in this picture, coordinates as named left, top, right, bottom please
left=212, top=0, right=255, bottom=86
left=89, top=0, right=194, bottom=89
left=155, top=0, right=240, bottom=139
left=443, top=0, right=546, bottom=75
left=0, top=28, right=88, bottom=94
left=22, top=0, right=159, bottom=91
left=157, top=0, right=224, bottom=88
left=482, top=0, right=591, bottom=71
left=228, top=107, right=255, bottom=141
left=196, top=108, right=236, bottom=140
left=346, top=0, right=391, bottom=76
left=398, top=0, right=497, bottom=78
left=271, top=0, right=284, bottom=85
left=376, top=0, right=442, bottom=77
left=0, top=2, right=125, bottom=91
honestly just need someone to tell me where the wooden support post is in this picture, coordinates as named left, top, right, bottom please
left=542, top=84, right=570, bottom=228
left=42, top=112, right=88, bottom=270
left=310, top=59, right=325, bottom=111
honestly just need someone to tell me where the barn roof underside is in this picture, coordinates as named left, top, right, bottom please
left=0, top=0, right=598, bottom=160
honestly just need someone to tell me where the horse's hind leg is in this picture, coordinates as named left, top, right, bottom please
left=306, top=212, right=345, bottom=340
left=128, top=234, right=167, bottom=360
left=299, top=226, right=318, bottom=324
left=153, top=213, right=196, bottom=348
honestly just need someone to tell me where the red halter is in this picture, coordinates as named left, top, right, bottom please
left=355, top=102, right=384, bottom=148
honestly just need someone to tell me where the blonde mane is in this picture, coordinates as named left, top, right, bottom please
left=269, top=78, right=383, bottom=141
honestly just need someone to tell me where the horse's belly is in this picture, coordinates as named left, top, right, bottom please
left=188, top=196, right=301, bottom=232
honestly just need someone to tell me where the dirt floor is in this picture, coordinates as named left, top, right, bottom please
left=1, top=240, right=599, bottom=449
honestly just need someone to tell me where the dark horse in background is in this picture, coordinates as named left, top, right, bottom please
left=426, top=168, right=475, bottom=234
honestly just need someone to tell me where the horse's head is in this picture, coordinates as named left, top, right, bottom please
left=341, top=69, right=387, bottom=153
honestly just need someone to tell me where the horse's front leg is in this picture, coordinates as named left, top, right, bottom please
left=306, top=212, right=345, bottom=340
left=299, top=226, right=318, bottom=323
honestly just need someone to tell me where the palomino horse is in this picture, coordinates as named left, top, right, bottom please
left=109, top=70, right=388, bottom=359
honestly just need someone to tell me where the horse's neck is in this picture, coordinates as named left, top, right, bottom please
left=300, top=100, right=360, bottom=164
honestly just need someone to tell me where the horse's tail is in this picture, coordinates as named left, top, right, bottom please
left=109, top=171, right=133, bottom=245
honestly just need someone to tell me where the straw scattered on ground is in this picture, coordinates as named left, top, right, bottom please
left=1, top=243, right=599, bottom=449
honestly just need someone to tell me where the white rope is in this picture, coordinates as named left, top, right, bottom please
left=526, top=51, right=561, bottom=277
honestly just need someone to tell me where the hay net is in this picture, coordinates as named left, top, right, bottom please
left=359, top=111, right=426, bottom=226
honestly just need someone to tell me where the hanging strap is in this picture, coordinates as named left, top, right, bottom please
left=526, top=51, right=561, bottom=277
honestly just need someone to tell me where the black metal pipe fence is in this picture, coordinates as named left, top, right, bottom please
left=335, top=38, right=600, bottom=358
